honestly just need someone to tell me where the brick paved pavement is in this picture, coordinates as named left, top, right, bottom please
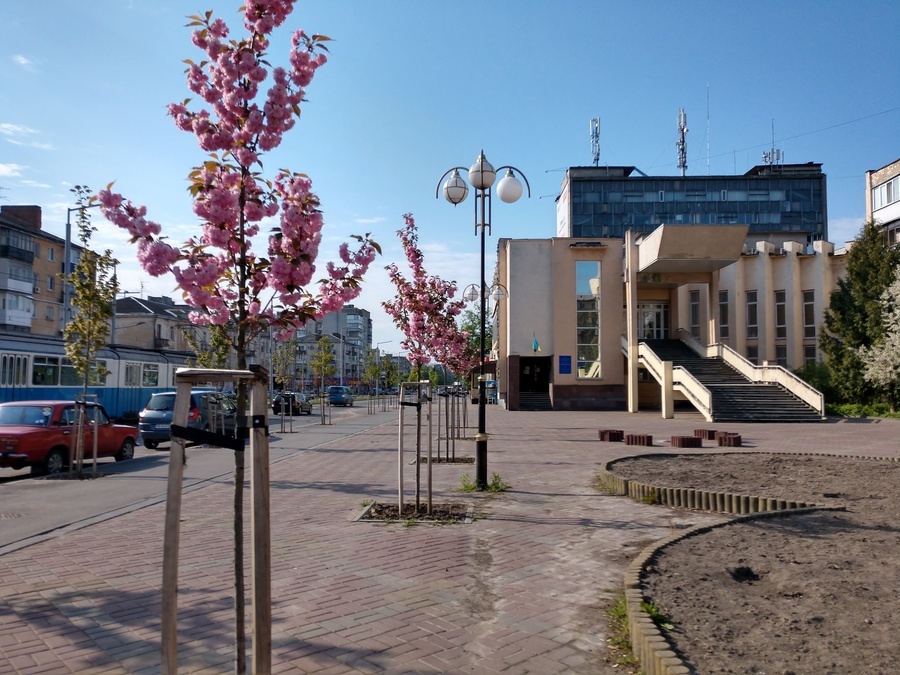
left=1, top=405, right=898, bottom=674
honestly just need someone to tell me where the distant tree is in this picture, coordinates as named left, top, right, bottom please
left=856, top=266, right=900, bottom=410
left=460, top=308, right=490, bottom=360
left=309, top=336, right=335, bottom=395
left=272, top=337, right=298, bottom=391
left=361, top=348, right=380, bottom=392
left=183, top=324, right=230, bottom=369
left=382, top=358, right=400, bottom=390
left=62, top=185, right=119, bottom=477
left=821, top=220, right=900, bottom=404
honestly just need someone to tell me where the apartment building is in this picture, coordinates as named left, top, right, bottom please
left=866, top=157, right=900, bottom=245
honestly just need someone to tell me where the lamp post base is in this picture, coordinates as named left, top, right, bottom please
left=475, top=434, right=488, bottom=490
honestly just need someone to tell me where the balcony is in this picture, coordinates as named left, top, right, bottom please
left=0, top=245, right=35, bottom=264
left=0, top=277, right=34, bottom=295
left=0, top=308, right=33, bottom=328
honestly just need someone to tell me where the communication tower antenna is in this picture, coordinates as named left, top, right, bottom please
left=676, top=108, right=688, bottom=176
left=590, top=118, right=601, bottom=166
left=761, top=118, right=782, bottom=167
left=706, top=85, right=711, bottom=175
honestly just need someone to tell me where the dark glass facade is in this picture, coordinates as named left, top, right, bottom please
left=565, top=164, right=827, bottom=241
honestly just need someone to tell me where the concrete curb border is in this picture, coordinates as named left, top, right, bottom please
left=599, top=451, right=887, bottom=675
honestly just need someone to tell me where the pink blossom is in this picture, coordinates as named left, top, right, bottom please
left=100, top=1, right=378, bottom=366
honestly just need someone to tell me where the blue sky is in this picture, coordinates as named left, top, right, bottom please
left=3, top=1, right=899, bottom=352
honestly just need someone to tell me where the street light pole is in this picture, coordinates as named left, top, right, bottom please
left=437, top=151, right=529, bottom=490
left=376, top=340, right=392, bottom=395
left=332, top=333, right=344, bottom=386
left=63, top=201, right=102, bottom=332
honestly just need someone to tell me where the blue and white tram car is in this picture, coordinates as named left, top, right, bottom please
left=0, top=333, right=190, bottom=420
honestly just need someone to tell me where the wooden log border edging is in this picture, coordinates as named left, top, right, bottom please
left=599, top=451, right=900, bottom=675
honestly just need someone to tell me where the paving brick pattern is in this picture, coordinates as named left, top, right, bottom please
left=1, top=407, right=897, bottom=674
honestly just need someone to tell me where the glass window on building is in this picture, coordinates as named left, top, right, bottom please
left=746, top=344, right=759, bottom=365
left=638, top=303, right=669, bottom=340
left=718, top=290, right=729, bottom=340
left=746, top=291, right=758, bottom=339
left=804, top=345, right=817, bottom=365
left=689, top=290, right=701, bottom=339
left=47, top=276, right=54, bottom=291
left=872, top=175, right=899, bottom=211
left=48, top=248, right=55, bottom=262
left=575, top=261, right=601, bottom=379
left=45, top=306, right=54, bottom=321
left=775, top=344, right=787, bottom=367
left=803, top=290, right=816, bottom=339
left=774, top=290, right=787, bottom=339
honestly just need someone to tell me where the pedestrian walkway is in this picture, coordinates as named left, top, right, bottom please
left=1, top=405, right=898, bottom=674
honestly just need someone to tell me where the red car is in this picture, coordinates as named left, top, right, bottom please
left=0, top=401, right=138, bottom=475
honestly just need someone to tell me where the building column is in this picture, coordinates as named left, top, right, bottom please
left=661, top=360, right=674, bottom=419
left=625, top=231, right=639, bottom=413
left=708, top=272, right=719, bottom=347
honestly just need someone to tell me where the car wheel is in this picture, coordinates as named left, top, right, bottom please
left=116, top=439, right=135, bottom=462
left=43, top=448, right=67, bottom=476
left=144, top=439, right=159, bottom=450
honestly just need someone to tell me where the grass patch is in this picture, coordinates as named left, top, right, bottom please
left=640, top=599, right=674, bottom=630
left=826, top=402, right=900, bottom=419
left=638, top=487, right=659, bottom=505
left=593, top=473, right=617, bottom=494
left=605, top=590, right=641, bottom=671
left=460, top=472, right=510, bottom=493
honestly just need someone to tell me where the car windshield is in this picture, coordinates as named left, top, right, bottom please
left=145, top=394, right=175, bottom=411
left=0, top=405, right=52, bottom=426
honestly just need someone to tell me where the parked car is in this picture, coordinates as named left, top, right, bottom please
left=0, top=400, right=137, bottom=475
left=138, top=390, right=237, bottom=449
left=272, top=392, right=312, bottom=416
left=327, top=385, right=354, bottom=407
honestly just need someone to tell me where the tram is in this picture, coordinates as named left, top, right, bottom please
left=0, top=332, right=191, bottom=420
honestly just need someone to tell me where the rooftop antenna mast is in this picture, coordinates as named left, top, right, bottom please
left=761, top=118, right=782, bottom=169
left=706, top=85, right=711, bottom=175
left=590, top=117, right=601, bottom=167
left=676, top=108, right=688, bottom=176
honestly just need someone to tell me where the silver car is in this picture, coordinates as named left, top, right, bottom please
left=138, top=390, right=237, bottom=449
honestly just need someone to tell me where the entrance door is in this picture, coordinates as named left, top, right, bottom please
left=637, top=303, right=670, bottom=340
left=519, top=356, right=551, bottom=393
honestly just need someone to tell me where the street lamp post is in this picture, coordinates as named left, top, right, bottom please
left=376, top=340, right=392, bottom=395
left=63, top=201, right=102, bottom=331
left=437, top=151, right=529, bottom=490
left=332, top=333, right=344, bottom=386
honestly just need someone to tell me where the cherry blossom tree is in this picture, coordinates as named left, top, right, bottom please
left=383, top=214, right=467, bottom=508
left=97, top=4, right=378, bottom=670
left=99, top=4, right=378, bottom=371
left=383, top=214, right=465, bottom=377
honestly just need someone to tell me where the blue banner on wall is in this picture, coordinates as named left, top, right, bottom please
left=559, top=355, right=572, bottom=374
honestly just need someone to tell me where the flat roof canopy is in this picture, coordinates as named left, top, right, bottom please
left=637, top=225, right=749, bottom=275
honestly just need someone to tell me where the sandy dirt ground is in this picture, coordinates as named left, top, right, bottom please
left=609, top=453, right=900, bottom=675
